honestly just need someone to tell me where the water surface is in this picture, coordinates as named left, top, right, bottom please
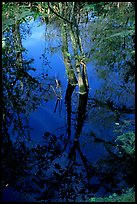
left=2, top=17, right=135, bottom=202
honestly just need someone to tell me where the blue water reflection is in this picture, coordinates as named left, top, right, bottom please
left=2, top=17, right=135, bottom=202
left=22, top=17, right=134, bottom=165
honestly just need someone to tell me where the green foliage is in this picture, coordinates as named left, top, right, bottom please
left=2, top=3, right=33, bottom=32
left=105, top=28, right=134, bottom=39
left=90, top=188, right=135, bottom=202
left=33, top=12, right=42, bottom=21
left=115, top=131, right=135, bottom=155
left=85, top=2, right=135, bottom=82
left=85, top=2, right=112, bottom=16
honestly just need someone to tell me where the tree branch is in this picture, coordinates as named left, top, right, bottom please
left=47, top=2, right=72, bottom=25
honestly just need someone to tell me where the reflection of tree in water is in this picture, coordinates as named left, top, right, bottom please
left=3, top=40, right=135, bottom=204
left=2, top=80, right=135, bottom=201
left=2, top=130, right=135, bottom=202
left=2, top=24, right=57, bottom=142
left=2, top=2, right=135, bottom=202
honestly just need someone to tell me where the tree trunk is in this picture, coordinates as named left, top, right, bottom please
left=60, top=2, right=89, bottom=93
left=61, top=23, right=77, bottom=85
left=12, top=21, right=23, bottom=69
left=69, top=25, right=88, bottom=94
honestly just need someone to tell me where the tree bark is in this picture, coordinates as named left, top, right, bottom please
left=69, top=26, right=88, bottom=94
left=61, top=23, right=77, bottom=85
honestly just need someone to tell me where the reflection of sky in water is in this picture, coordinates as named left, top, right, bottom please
left=21, top=20, right=67, bottom=145
left=22, top=19, right=67, bottom=85
left=21, top=19, right=134, bottom=147
left=3, top=17, right=135, bottom=203
left=29, top=103, right=67, bottom=145
left=9, top=20, right=134, bottom=201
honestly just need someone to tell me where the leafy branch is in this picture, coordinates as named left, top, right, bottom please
left=47, top=2, right=72, bottom=25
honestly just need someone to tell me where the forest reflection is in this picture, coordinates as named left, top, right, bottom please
left=2, top=2, right=135, bottom=202
left=2, top=53, right=135, bottom=201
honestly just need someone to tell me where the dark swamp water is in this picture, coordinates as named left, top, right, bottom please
left=2, top=13, right=135, bottom=202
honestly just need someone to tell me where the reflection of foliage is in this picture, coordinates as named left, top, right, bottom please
left=85, top=3, right=135, bottom=83
left=87, top=69, right=135, bottom=115
left=2, top=132, right=63, bottom=197
left=2, top=140, right=30, bottom=187
left=115, top=132, right=135, bottom=155
left=114, top=119, right=135, bottom=135
left=2, top=9, right=58, bottom=141
left=2, top=34, right=39, bottom=141
left=87, top=95, right=134, bottom=132
left=90, top=187, right=135, bottom=202
left=2, top=2, right=135, bottom=202
left=37, top=166, right=89, bottom=202
left=88, top=122, right=135, bottom=202
left=2, top=127, right=135, bottom=202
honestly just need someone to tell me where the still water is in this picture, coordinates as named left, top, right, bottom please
left=2, top=18, right=135, bottom=202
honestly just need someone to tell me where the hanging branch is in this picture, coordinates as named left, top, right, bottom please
left=47, top=2, right=72, bottom=25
